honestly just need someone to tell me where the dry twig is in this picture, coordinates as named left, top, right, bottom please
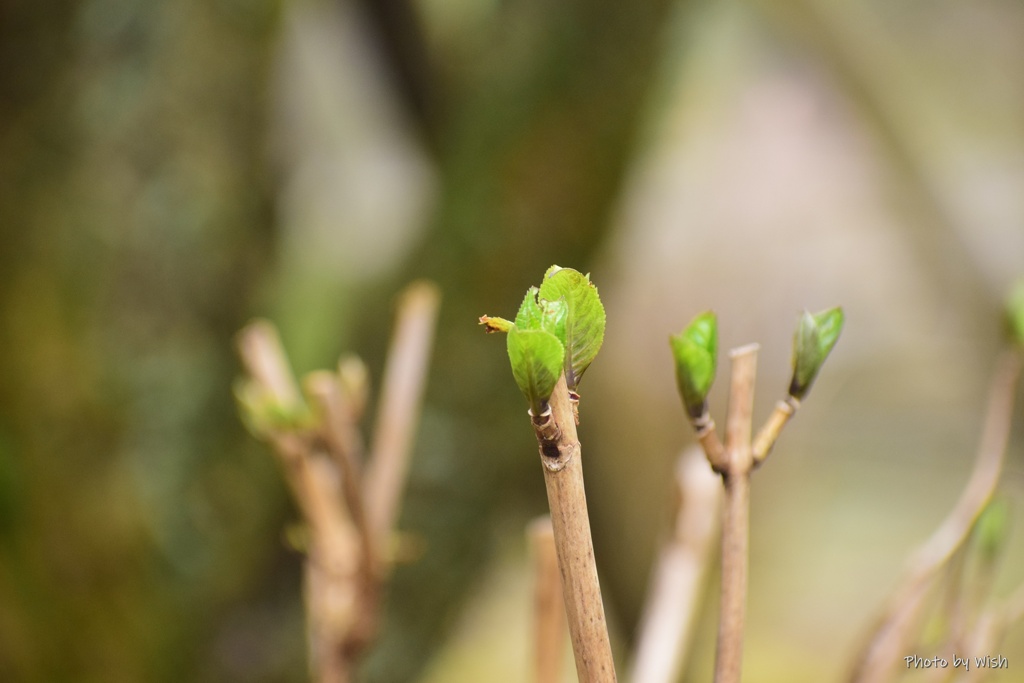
left=630, top=447, right=722, bottom=683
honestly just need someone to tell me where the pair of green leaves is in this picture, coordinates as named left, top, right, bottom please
left=670, top=306, right=844, bottom=413
left=481, top=266, right=606, bottom=415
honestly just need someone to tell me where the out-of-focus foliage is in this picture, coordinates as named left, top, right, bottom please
left=0, top=0, right=291, bottom=680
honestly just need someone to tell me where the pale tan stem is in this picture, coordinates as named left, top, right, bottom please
left=630, top=447, right=722, bottom=683
left=364, top=280, right=441, bottom=554
left=237, top=320, right=302, bottom=408
left=716, top=471, right=750, bottom=683
left=751, top=396, right=799, bottom=465
left=266, top=432, right=323, bottom=526
left=303, top=454, right=362, bottom=683
left=236, top=321, right=316, bottom=518
left=529, top=517, right=566, bottom=683
left=307, top=373, right=375, bottom=568
left=723, top=345, right=758, bottom=472
left=532, top=373, right=617, bottom=683
left=306, top=372, right=382, bottom=654
left=713, top=344, right=758, bottom=683
left=848, top=350, right=1022, bottom=683
left=693, top=411, right=726, bottom=473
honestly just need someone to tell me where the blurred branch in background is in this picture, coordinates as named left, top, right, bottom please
left=364, top=282, right=441, bottom=552
left=528, top=517, right=566, bottom=683
left=236, top=281, right=439, bottom=682
left=848, top=346, right=1022, bottom=682
left=629, top=447, right=721, bottom=683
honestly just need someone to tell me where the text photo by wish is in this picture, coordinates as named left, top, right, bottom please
left=905, top=654, right=1009, bottom=672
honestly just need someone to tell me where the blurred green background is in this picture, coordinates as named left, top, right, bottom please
left=1, top=0, right=1023, bottom=681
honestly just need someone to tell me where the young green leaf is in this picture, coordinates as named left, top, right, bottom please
left=514, top=287, right=568, bottom=344
left=538, top=266, right=605, bottom=390
left=507, top=328, right=565, bottom=416
left=789, top=306, right=844, bottom=400
left=1006, top=279, right=1024, bottom=347
left=670, top=311, right=718, bottom=419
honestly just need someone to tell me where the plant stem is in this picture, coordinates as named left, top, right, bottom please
left=751, top=397, right=798, bottom=465
left=531, top=373, right=617, bottom=683
left=307, top=372, right=381, bottom=652
left=364, top=280, right=441, bottom=556
left=713, top=344, right=758, bottom=683
left=630, top=447, right=722, bottom=683
left=529, top=516, right=566, bottom=683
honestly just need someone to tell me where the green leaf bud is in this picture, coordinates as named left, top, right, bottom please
left=507, top=327, right=566, bottom=416
left=789, top=306, right=844, bottom=400
left=538, top=266, right=605, bottom=390
left=670, top=311, right=718, bottom=419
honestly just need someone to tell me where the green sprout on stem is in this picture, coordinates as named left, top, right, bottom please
left=789, top=307, right=845, bottom=400
left=480, top=266, right=606, bottom=415
left=670, top=311, right=718, bottom=419
left=1006, top=279, right=1024, bottom=348
left=974, top=498, right=1011, bottom=565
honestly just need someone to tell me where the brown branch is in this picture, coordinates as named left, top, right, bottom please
left=713, top=344, right=759, bottom=683
left=630, top=447, right=722, bottom=683
left=303, top=452, right=364, bottom=683
left=306, top=371, right=381, bottom=654
left=751, top=396, right=799, bottom=465
left=364, top=280, right=441, bottom=558
left=306, top=373, right=374, bottom=562
left=531, top=373, right=617, bottom=683
left=692, top=410, right=726, bottom=473
left=529, top=516, right=567, bottom=683
left=848, top=349, right=1022, bottom=683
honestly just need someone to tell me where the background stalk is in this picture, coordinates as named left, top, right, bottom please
left=630, top=447, right=722, bottom=683
left=529, top=517, right=567, bottom=683
left=848, top=349, right=1022, bottom=683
